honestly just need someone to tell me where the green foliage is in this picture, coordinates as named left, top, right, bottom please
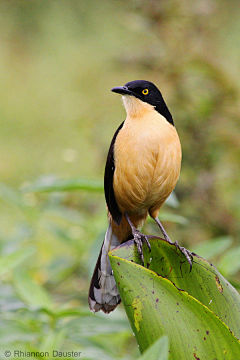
left=0, top=0, right=240, bottom=358
left=0, top=179, right=183, bottom=359
left=109, top=239, right=240, bottom=358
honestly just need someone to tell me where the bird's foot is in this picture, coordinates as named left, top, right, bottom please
left=132, top=229, right=151, bottom=264
left=174, top=240, right=193, bottom=271
left=178, top=245, right=193, bottom=271
left=124, top=212, right=151, bottom=264
left=154, top=217, right=193, bottom=271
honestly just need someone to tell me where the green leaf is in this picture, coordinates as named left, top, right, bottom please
left=22, top=176, right=103, bottom=193
left=109, top=239, right=240, bottom=358
left=138, top=336, right=169, bottom=360
left=14, top=271, right=54, bottom=310
left=111, top=238, right=240, bottom=336
left=0, top=246, right=36, bottom=277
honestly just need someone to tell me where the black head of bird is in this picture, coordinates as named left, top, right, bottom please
left=111, top=80, right=174, bottom=125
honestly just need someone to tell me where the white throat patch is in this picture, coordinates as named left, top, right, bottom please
left=122, top=95, right=155, bottom=117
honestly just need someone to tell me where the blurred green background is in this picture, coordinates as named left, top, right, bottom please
left=0, top=1, right=240, bottom=359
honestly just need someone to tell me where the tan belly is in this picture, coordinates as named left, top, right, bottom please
left=113, top=113, right=182, bottom=218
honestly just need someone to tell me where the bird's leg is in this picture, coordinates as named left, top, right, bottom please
left=154, top=217, right=193, bottom=271
left=124, top=212, right=151, bottom=264
left=154, top=217, right=174, bottom=245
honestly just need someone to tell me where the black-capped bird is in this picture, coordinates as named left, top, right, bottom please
left=89, top=80, right=192, bottom=314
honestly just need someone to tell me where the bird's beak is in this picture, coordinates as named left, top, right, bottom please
left=111, top=86, right=133, bottom=96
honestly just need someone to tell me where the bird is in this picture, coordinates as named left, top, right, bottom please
left=88, top=80, right=192, bottom=314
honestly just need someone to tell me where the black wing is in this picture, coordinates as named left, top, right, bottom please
left=104, top=121, right=124, bottom=226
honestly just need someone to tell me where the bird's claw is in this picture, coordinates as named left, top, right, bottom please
left=178, top=245, right=193, bottom=272
left=133, top=230, right=151, bottom=264
left=154, top=217, right=192, bottom=271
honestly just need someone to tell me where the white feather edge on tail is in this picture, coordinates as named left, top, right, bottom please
left=89, top=221, right=121, bottom=313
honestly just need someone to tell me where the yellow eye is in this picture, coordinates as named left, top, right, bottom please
left=142, top=88, right=149, bottom=95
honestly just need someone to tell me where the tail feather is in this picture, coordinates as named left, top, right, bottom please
left=88, top=222, right=121, bottom=313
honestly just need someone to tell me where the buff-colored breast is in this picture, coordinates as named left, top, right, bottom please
left=113, top=108, right=181, bottom=219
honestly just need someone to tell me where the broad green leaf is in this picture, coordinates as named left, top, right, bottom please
left=0, top=246, right=36, bottom=276
left=138, top=336, right=169, bottom=360
left=14, top=271, right=54, bottom=310
left=109, top=239, right=240, bottom=358
left=22, top=177, right=103, bottom=193
left=111, top=238, right=240, bottom=337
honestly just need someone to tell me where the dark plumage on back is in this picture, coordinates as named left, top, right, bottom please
left=104, top=121, right=124, bottom=226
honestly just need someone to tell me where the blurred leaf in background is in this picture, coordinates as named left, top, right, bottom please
left=0, top=0, right=240, bottom=358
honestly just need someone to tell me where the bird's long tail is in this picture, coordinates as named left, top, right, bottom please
left=88, top=221, right=121, bottom=313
